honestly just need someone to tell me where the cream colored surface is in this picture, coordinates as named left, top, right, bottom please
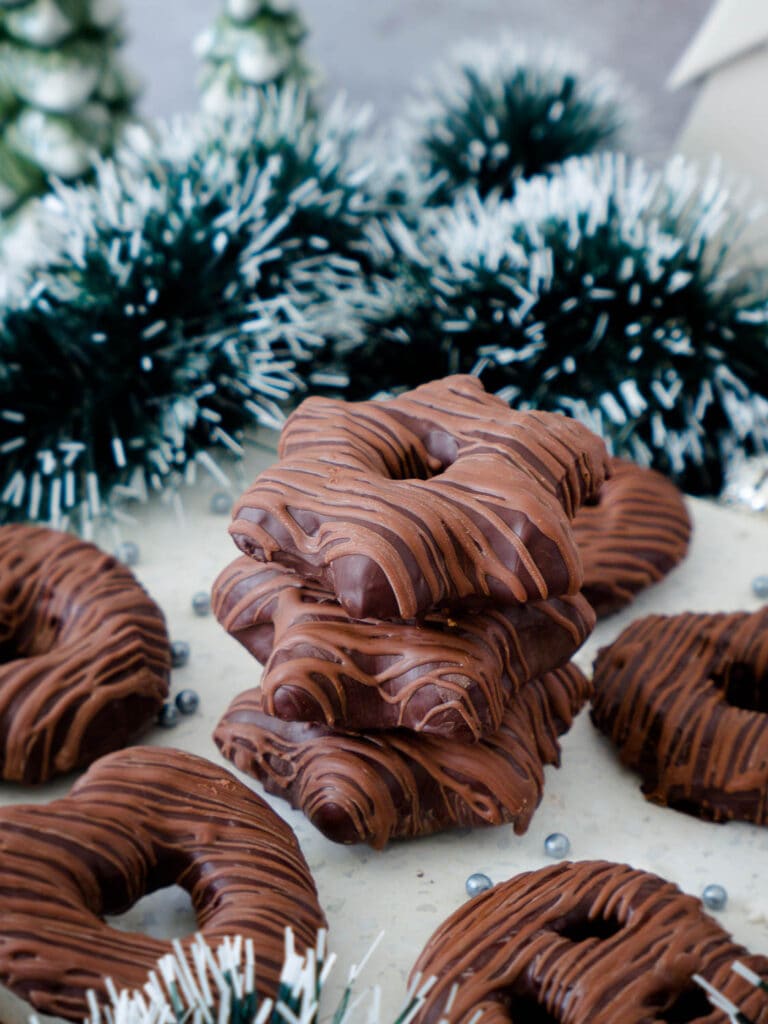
left=1, top=444, right=768, bottom=1021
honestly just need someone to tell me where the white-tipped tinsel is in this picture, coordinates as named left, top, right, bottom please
left=399, top=34, right=635, bottom=202
left=0, top=85, right=381, bottom=530
left=358, top=152, right=768, bottom=492
left=29, top=931, right=445, bottom=1024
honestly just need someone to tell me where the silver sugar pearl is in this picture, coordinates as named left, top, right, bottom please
left=192, top=591, right=211, bottom=616
left=158, top=702, right=179, bottom=729
left=115, top=540, right=140, bottom=567
left=171, top=641, right=190, bottom=669
left=752, top=575, right=768, bottom=600
left=175, top=689, right=200, bottom=715
left=544, top=832, right=571, bottom=859
left=701, top=884, right=727, bottom=912
left=465, top=872, right=493, bottom=898
left=210, top=491, right=232, bottom=515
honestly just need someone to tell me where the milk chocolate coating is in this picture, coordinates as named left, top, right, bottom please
left=0, top=747, right=326, bottom=1020
left=573, top=458, right=691, bottom=618
left=0, top=524, right=171, bottom=783
left=230, top=375, right=611, bottom=619
left=212, top=555, right=595, bottom=741
left=214, top=664, right=590, bottom=849
left=410, top=859, right=768, bottom=1024
left=592, top=608, right=768, bottom=822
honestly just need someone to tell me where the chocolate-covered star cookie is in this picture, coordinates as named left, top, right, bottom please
left=214, top=663, right=590, bottom=848
left=213, top=555, right=595, bottom=741
left=230, top=375, right=611, bottom=619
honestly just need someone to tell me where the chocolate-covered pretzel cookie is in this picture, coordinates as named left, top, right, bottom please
left=410, top=860, right=768, bottom=1024
left=230, top=375, right=610, bottom=619
left=573, top=458, right=691, bottom=618
left=592, top=608, right=768, bottom=822
left=0, top=524, right=170, bottom=782
left=0, top=747, right=326, bottom=1020
left=214, top=663, right=590, bottom=848
left=212, top=555, right=595, bottom=741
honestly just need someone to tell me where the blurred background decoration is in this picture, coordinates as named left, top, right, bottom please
left=2, top=0, right=767, bottom=530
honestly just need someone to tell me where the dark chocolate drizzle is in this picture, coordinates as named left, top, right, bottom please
left=0, top=524, right=171, bottom=782
left=212, top=555, right=595, bottom=741
left=573, top=458, right=691, bottom=619
left=592, top=608, right=768, bottom=822
left=409, top=859, right=768, bottom=1023
left=230, top=376, right=611, bottom=619
left=0, top=747, right=326, bottom=1020
left=214, top=664, right=591, bottom=848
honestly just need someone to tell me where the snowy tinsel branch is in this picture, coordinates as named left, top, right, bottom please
left=351, top=153, right=768, bottom=494
left=50, top=932, right=440, bottom=1024
left=400, top=35, right=633, bottom=204
left=0, top=86, right=380, bottom=530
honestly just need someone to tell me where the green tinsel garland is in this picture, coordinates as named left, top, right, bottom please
left=400, top=35, right=631, bottom=204
left=351, top=154, right=768, bottom=495
left=0, top=87, right=378, bottom=529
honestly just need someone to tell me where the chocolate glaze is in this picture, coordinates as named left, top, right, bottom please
left=214, top=664, right=590, bottom=848
left=0, top=524, right=171, bottom=783
left=592, top=608, right=768, bottom=822
left=0, top=747, right=326, bottom=1020
left=230, top=376, right=611, bottom=619
left=410, top=859, right=768, bottom=1024
left=212, top=555, right=595, bottom=741
left=573, top=459, right=691, bottom=618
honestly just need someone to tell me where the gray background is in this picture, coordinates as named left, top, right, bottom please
left=123, top=0, right=713, bottom=159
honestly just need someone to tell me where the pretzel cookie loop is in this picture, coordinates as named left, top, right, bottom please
left=0, top=747, right=326, bottom=1020
left=214, top=664, right=591, bottom=848
left=410, top=860, right=768, bottom=1024
left=572, top=458, right=691, bottom=619
left=0, top=524, right=171, bottom=782
left=592, top=608, right=768, bottom=822
left=230, top=375, right=611, bottom=619
left=212, top=555, right=595, bottom=741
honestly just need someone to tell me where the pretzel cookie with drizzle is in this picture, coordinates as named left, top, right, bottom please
left=230, top=375, right=611, bottom=620
left=214, top=663, right=590, bottom=848
left=0, top=524, right=170, bottom=782
left=212, top=555, right=595, bottom=741
left=573, top=458, right=691, bottom=619
left=0, top=747, right=326, bottom=1020
left=409, top=860, right=768, bottom=1024
left=592, top=608, right=768, bottom=822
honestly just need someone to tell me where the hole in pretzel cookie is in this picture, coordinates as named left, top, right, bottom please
left=551, top=910, right=624, bottom=944
left=718, top=662, right=768, bottom=714
left=654, top=982, right=714, bottom=1023
left=106, top=884, right=197, bottom=940
left=506, top=993, right=561, bottom=1023
left=0, top=598, right=63, bottom=661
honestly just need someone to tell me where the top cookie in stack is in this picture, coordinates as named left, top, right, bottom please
left=213, top=375, right=610, bottom=846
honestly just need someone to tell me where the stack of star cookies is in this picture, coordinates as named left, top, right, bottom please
left=212, top=375, right=610, bottom=848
